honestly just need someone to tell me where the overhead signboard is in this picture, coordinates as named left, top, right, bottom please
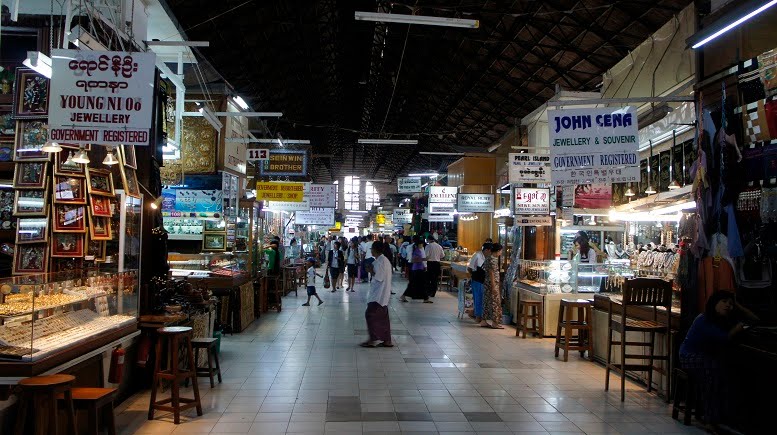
left=309, top=184, right=336, bottom=208
left=295, top=207, right=335, bottom=226
left=457, top=193, right=494, bottom=213
left=513, top=187, right=550, bottom=215
left=427, top=213, right=454, bottom=222
left=393, top=209, right=412, bottom=224
left=548, top=107, right=640, bottom=186
left=429, top=186, right=457, bottom=203
left=265, top=197, right=311, bottom=212
left=246, top=148, right=270, bottom=162
left=255, top=181, right=306, bottom=202
left=258, top=149, right=308, bottom=177
left=397, top=177, right=422, bottom=193
left=514, top=216, right=553, bottom=226
left=429, top=203, right=456, bottom=214
left=508, top=153, right=552, bottom=184
left=161, top=189, right=223, bottom=217
left=48, top=49, right=156, bottom=147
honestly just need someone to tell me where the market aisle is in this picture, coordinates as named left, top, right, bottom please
left=115, top=271, right=703, bottom=435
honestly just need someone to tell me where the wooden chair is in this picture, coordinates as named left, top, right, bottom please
left=148, top=326, right=203, bottom=424
left=15, top=374, right=77, bottom=435
left=554, top=299, right=593, bottom=361
left=516, top=299, right=543, bottom=338
left=605, top=278, right=673, bottom=401
left=58, top=387, right=117, bottom=435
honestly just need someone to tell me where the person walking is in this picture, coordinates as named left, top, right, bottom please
left=400, top=236, right=432, bottom=303
left=361, top=241, right=393, bottom=347
left=301, top=257, right=324, bottom=306
left=346, top=238, right=360, bottom=292
left=328, top=241, right=344, bottom=291
left=337, top=237, right=347, bottom=289
left=481, top=243, right=504, bottom=329
left=467, top=243, right=491, bottom=323
left=424, top=237, right=444, bottom=297
left=399, top=237, right=411, bottom=278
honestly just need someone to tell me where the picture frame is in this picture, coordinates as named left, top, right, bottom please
left=203, top=219, right=226, bottom=232
left=13, top=162, right=48, bottom=189
left=86, top=238, right=107, bottom=262
left=12, top=68, right=50, bottom=119
left=15, top=218, right=49, bottom=244
left=0, top=137, right=13, bottom=162
left=88, top=213, right=112, bottom=241
left=120, top=166, right=141, bottom=199
left=13, top=189, right=48, bottom=216
left=14, top=120, right=50, bottom=162
left=60, top=143, right=91, bottom=151
left=202, top=233, right=227, bottom=251
left=51, top=233, right=85, bottom=258
left=89, top=195, right=113, bottom=217
left=13, top=244, right=49, bottom=275
left=120, top=144, right=137, bottom=169
left=54, top=150, right=86, bottom=177
left=54, top=176, right=87, bottom=204
left=52, top=204, right=86, bottom=233
left=85, top=167, right=115, bottom=197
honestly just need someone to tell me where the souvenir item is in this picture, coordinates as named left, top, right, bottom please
left=86, top=168, right=114, bottom=196
left=54, top=176, right=87, bottom=204
left=53, top=204, right=86, bottom=233
left=202, top=233, right=226, bottom=251
left=121, top=144, right=137, bottom=169
left=13, top=162, right=47, bottom=189
left=204, top=219, right=226, bottom=232
left=90, top=195, right=113, bottom=217
left=12, top=68, right=49, bottom=118
left=15, top=218, right=48, bottom=244
left=13, top=244, right=48, bottom=275
left=86, top=239, right=106, bottom=262
left=89, top=214, right=112, bottom=240
left=54, top=151, right=85, bottom=177
left=51, top=233, right=84, bottom=258
left=13, top=189, right=48, bottom=216
left=120, top=167, right=141, bottom=199
left=13, top=120, right=50, bottom=161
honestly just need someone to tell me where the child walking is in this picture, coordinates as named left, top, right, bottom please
left=302, top=257, right=324, bottom=306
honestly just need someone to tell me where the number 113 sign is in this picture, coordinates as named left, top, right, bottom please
left=246, top=149, right=270, bottom=162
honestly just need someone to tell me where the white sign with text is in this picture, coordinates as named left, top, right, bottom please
left=429, top=186, right=457, bottom=204
left=457, top=194, right=495, bottom=213
left=295, top=207, right=335, bottom=226
left=513, top=187, right=550, bottom=215
left=508, top=153, right=552, bottom=184
left=393, top=209, right=412, bottom=224
left=246, top=148, right=270, bottom=162
left=397, top=177, right=422, bottom=193
left=309, top=184, right=337, bottom=208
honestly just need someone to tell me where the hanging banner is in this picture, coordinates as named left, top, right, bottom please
left=457, top=193, right=495, bottom=213
left=255, top=181, right=306, bottom=202
left=548, top=107, right=640, bottom=186
left=48, top=49, right=156, bottom=146
left=246, top=148, right=270, bottom=162
left=258, top=149, right=308, bottom=177
left=309, top=184, right=337, bottom=208
left=295, top=207, right=335, bottom=226
left=508, top=153, right=552, bottom=183
left=397, top=177, right=422, bottom=193
left=513, top=187, right=550, bottom=215
left=514, top=216, right=553, bottom=226
left=393, top=209, right=412, bottom=224
left=573, top=184, right=612, bottom=209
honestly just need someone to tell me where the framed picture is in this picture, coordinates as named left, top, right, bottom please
left=203, top=219, right=226, bottom=232
left=0, top=111, right=15, bottom=137
left=53, top=204, right=86, bottom=233
left=203, top=233, right=227, bottom=251
left=54, top=150, right=86, bottom=177
left=13, top=189, right=48, bottom=216
left=13, top=68, right=50, bottom=119
left=13, top=162, right=48, bottom=189
left=51, top=233, right=84, bottom=258
left=15, top=218, right=49, bottom=244
left=54, top=176, right=87, bottom=204
left=120, top=144, right=137, bottom=169
left=88, top=213, right=112, bottom=240
left=0, top=189, right=15, bottom=230
left=14, top=120, right=50, bottom=162
left=86, top=239, right=107, bottom=262
left=86, top=167, right=115, bottom=197
left=120, top=167, right=141, bottom=199
left=0, top=137, right=13, bottom=162
left=90, top=195, right=113, bottom=217
left=13, top=244, right=48, bottom=275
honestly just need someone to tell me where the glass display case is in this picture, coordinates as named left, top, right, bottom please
left=237, top=199, right=262, bottom=277
left=167, top=252, right=248, bottom=279
left=222, top=173, right=239, bottom=250
left=163, top=217, right=205, bottom=241
left=0, top=269, right=139, bottom=362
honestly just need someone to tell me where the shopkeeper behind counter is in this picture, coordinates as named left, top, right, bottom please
left=570, top=234, right=597, bottom=263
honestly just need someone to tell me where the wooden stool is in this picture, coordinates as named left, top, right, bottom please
left=58, top=388, right=117, bottom=435
left=191, top=338, right=223, bottom=388
left=439, top=266, right=453, bottom=292
left=516, top=300, right=543, bottom=338
left=671, top=368, right=700, bottom=426
left=14, top=374, right=77, bottom=435
left=148, top=326, right=203, bottom=424
left=554, top=299, right=593, bottom=361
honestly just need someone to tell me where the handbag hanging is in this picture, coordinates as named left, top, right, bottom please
left=324, top=268, right=331, bottom=289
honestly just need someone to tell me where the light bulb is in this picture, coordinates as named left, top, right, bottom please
left=41, top=140, right=62, bottom=153
left=72, top=147, right=90, bottom=164
left=102, top=146, right=119, bottom=165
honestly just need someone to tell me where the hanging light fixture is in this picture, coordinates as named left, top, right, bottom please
left=41, top=140, right=62, bottom=153
left=624, top=185, right=636, bottom=197
left=102, top=146, right=119, bottom=165
left=65, top=151, right=76, bottom=165
left=668, top=130, right=681, bottom=190
left=72, top=146, right=90, bottom=164
left=150, top=196, right=164, bottom=210
left=645, top=140, right=656, bottom=194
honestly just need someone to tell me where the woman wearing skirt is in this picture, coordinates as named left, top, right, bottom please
left=481, top=243, right=503, bottom=328
left=401, top=236, right=432, bottom=303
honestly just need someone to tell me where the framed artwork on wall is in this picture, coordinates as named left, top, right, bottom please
left=54, top=176, right=87, bottom=204
left=52, top=204, right=86, bottom=233
left=55, top=151, right=86, bottom=177
left=90, top=195, right=113, bottom=217
left=13, top=244, right=49, bottom=275
left=14, top=120, right=50, bottom=162
left=120, top=144, right=137, bottom=169
left=203, top=233, right=227, bottom=251
left=13, top=189, right=48, bottom=216
left=12, top=68, right=49, bottom=119
left=15, top=218, right=48, bottom=244
left=85, top=167, right=115, bottom=196
left=13, top=162, right=48, bottom=189
left=88, top=213, right=112, bottom=241
left=51, top=233, right=84, bottom=258
left=86, top=238, right=107, bottom=262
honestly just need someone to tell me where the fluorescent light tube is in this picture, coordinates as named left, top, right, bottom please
left=691, top=0, right=777, bottom=48
left=145, top=40, right=210, bottom=47
left=23, top=51, right=52, bottom=78
left=232, top=96, right=250, bottom=110
left=487, top=143, right=502, bottom=153
left=349, top=210, right=368, bottom=214
left=418, top=152, right=464, bottom=156
left=649, top=201, right=696, bottom=215
left=225, top=138, right=309, bottom=144
left=216, top=112, right=283, bottom=117
left=358, top=139, right=418, bottom=145
left=408, top=172, right=438, bottom=177
left=355, top=11, right=479, bottom=29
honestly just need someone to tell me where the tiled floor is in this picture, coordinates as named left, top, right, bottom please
left=116, top=269, right=704, bottom=434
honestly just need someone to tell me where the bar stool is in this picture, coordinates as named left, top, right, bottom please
left=439, top=266, right=453, bottom=292
left=14, top=374, right=77, bottom=435
left=554, top=299, right=593, bottom=361
left=148, top=326, right=203, bottom=424
left=58, top=387, right=117, bottom=435
left=191, top=337, right=223, bottom=388
left=516, top=299, right=543, bottom=338
left=671, top=368, right=700, bottom=425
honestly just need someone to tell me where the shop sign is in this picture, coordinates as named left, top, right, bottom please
left=48, top=49, right=156, bottom=147
left=246, top=148, right=270, bottom=162
left=162, top=189, right=223, bottom=214
left=376, top=214, right=386, bottom=225
left=428, top=186, right=457, bottom=204
left=514, top=216, right=553, bottom=226
left=295, top=207, right=335, bottom=226
left=429, top=203, right=456, bottom=214
left=457, top=193, right=494, bottom=213
left=393, top=209, right=412, bottom=224
left=265, top=197, right=310, bottom=212
left=548, top=106, right=640, bottom=186
left=397, top=177, right=422, bottom=193
left=508, top=153, right=552, bottom=183
left=345, top=217, right=363, bottom=227
left=255, top=181, right=306, bottom=202
left=258, top=149, right=308, bottom=177
left=513, top=187, right=550, bottom=215
left=573, top=184, right=612, bottom=209
left=309, top=184, right=336, bottom=208
left=427, top=213, right=454, bottom=222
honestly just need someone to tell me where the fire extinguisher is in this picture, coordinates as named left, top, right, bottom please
left=108, top=345, right=126, bottom=384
